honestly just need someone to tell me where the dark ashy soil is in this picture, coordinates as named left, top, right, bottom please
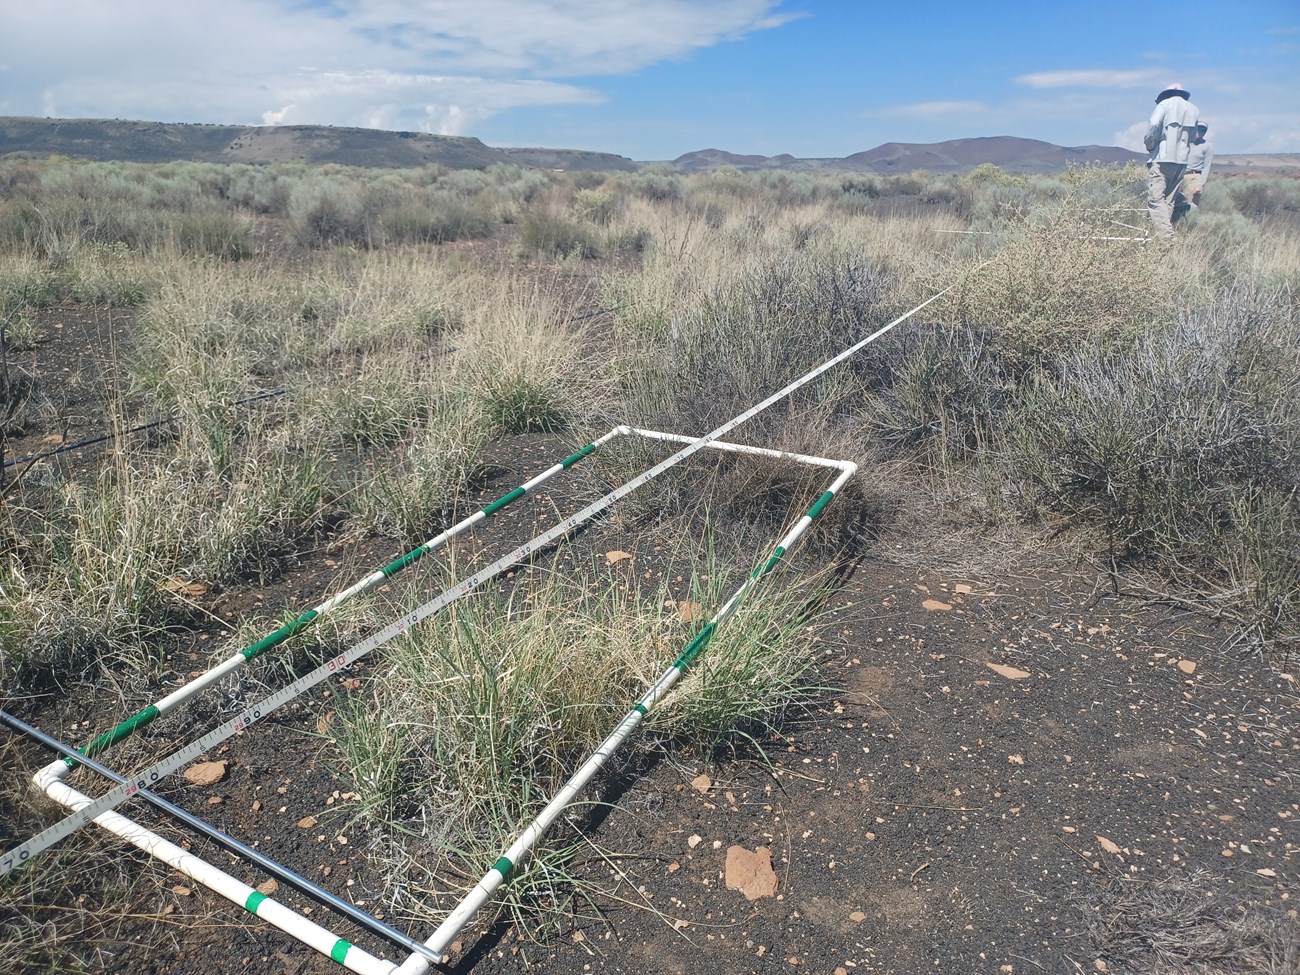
left=2, top=308, right=1297, bottom=975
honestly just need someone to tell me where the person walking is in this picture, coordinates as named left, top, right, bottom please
left=1173, top=121, right=1213, bottom=224
left=1144, top=82, right=1200, bottom=242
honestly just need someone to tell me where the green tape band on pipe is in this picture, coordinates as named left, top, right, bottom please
left=560, top=443, right=598, bottom=468
left=72, top=705, right=162, bottom=765
left=381, top=547, right=426, bottom=577
left=493, top=855, right=515, bottom=881
left=241, top=609, right=320, bottom=661
left=244, top=890, right=267, bottom=914
left=330, top=939, right=352, bottom=964
left=806, top=489, right=836, bottom=521
left=483, top=486, right=526, bottom=516
left=673, top=622, right=717, bottom=673
left=633, top=703, right=648, bottom=716
left=753, top=545, right=787, bottom=579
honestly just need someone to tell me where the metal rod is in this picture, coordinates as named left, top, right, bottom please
left=0, top=710, right=439, bottom=965
left=2, top=388, right=286, bottom=468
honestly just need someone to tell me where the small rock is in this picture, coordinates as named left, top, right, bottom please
left=725, top=845, right=778, bottom=900
left=987, top=662, right=1031, bottom=680
left=183, top=760, right=228, bottom=787
left=677, top=601, right=703, bottom=622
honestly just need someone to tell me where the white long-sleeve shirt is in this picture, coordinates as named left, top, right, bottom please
left=1145, top=96, right=1200, bottom=165
left=1186, top=137, right=1213, bottom=183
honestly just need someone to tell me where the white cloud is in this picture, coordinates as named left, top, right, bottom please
left=262, top=106, right=294, bottom=126
left=875, top=101, right=987, bottom=119
left=1016, top=69, right=1168, bottom=90
left=0, top=0, right=789, bottom=136
left=1207, top=113, right=1300, bottom=154
left=1113, top=121, right=1150, bottom=153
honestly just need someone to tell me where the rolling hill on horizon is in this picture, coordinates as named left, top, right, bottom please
left=672, top=136, right=1145, bottom=173
left=2, top=116, right=1296, bottom=175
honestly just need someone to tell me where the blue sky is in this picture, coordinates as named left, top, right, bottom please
left=1, top=0, right=1296, bottom=159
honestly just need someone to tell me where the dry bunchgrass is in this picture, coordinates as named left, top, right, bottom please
left=330, top=544, right=831, bottom=939
left=998, top=280, right=1300, bottom=653
left=935, top=201, right=1173, bottom=370
left=1087, top=870, right=1300, bottom=975
left=450, top=273, right=603, bottom=434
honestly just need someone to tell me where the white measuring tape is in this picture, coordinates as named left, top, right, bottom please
left=2, top=282, right=958, bottom=876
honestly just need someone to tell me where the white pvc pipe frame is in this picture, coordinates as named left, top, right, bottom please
left=25, top=426, right=855, bottom=975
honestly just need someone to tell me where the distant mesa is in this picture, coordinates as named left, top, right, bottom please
left=0, top=116, right=638, bottom=171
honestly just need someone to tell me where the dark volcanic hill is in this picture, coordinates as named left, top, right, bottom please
left=675, top=136, right=1145, bottom=174
left=0, top=116, right=638, bottom=171
left=842, top=136, right=1143, bottom=172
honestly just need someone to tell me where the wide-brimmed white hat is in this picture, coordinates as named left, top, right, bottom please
left=1156, top=82, right=1191, bottom=102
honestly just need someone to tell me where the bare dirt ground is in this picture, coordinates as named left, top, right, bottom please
left=2, top=307, right=1298, bottom=975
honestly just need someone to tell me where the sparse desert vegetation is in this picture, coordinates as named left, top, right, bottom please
left=1, top=155, right=1298, bottom=974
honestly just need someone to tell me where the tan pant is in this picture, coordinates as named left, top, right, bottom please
left=1147, top=161, right=1186, bottom=241
left=1172, top=171, right=1204, bottom=225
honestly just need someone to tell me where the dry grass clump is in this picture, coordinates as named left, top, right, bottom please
left=1088, top=870, right=1300, bottom=975
left=1001, top=282, right=1300, bottom=650
left=938, top=201, right=1172, bottom=369
left=2, top=435, right=325, bottom=685
left=0, top=243, right=157, bottom=318
left=331, top=550, right=828, bottom=935
left=342, top=390, right=487, bottom=543
left=450, top=275, right=601, bottom=434
left=0, top=762, right=154, bottom=975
